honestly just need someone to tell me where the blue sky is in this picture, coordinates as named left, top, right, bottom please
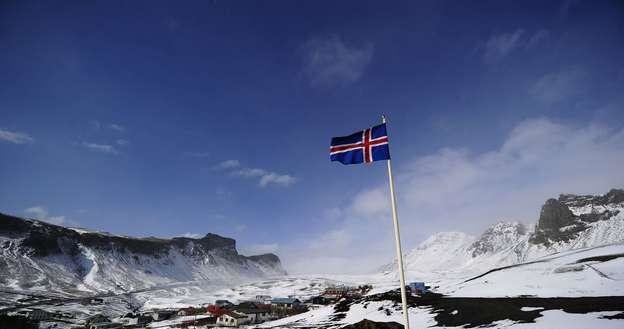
left=1, top=1, right=623, bottom=274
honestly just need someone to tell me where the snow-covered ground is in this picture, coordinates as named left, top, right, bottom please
left=3, top=242, right=623, bottom=328
left=446, top=243, right=624, bottom=297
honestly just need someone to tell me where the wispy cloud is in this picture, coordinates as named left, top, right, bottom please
left=212, top=159, right=240, bottom=169
left=116, top=139, right=129, bottom=146
left=81, top=142, right=119, bottom=154
left=108, top=123, right=125, bottom=132
left=182, top=232, right=202, bottom=239
left=214, top=160, right=297, bottom=187
left=232, top=167, right=297, bottom=187
left=529, top=68, right=585, bottom=104
left=90, top=120, right=126, bottom=132
left=482, top=29, right=550, bottom=62
left=301, top=35, right=374, bottom=88
left=0, top=128, right=34, bottom=144
left=24, top=206, right=66, bottom=225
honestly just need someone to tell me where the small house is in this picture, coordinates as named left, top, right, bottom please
left=271, top=298, right=301, bottom=309
left=309, top=296, right=330, bottom=305
left=407, top=282, right=428, bottom=294
left=216, top=311, right=250, bottom=327
left=149, top=310, right=176, bottom=321
left=215, top=299, right=233, bottom=308
left=233, top=307, right=272, bottom=323
left=177, top=307, right=201, bottom=316
left=119, top=313, right=152, bottom=326
left=207, top=305, right=226, bottom=317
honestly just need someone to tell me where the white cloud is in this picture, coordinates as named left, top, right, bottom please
left=301, top=35, right=374, bottom=87
left=182, top=232, right=201, bottom=239
left=529, top=68, right=585, bottom=104
left=283, top=118, right=624, bottom=274
left=482, top=29, right=550, bottom=62
left=240, top=243, right=279, bottom=255
left=90, top=121, right=126, bottom=132
left=108, top=123, right=125, bottom=132
left=258, top=173, right=297, bottom=187
left=483, top=29, right=525, bottom=62
left=216, top=160, right=297, bottom=187
left=81, top=142, right=119, bottom=154
left=24, top=206, right=66, bottom=225
left=234, top=167, right=266, bottom=177
left=526, top=29, right=550, bottom=49
left=0, top=128, right=34, bottom=144
left=213, top=159, right=241, bottom=170
left=232, top=168, right=297, bottom=187
left=116, top=139, right=129, bottom=146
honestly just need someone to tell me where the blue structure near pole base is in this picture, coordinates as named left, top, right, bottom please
left=407, top=282, right=429, bottom=295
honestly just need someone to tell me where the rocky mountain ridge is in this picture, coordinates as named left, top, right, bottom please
left=0, top=212, right=285, bottom=295
left=382, top=188, right=624, bottom=279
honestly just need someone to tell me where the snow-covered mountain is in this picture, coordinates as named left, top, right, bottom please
left=382, top=189, right=624, bottom=281
left=0, top=213, right=286, bottom=296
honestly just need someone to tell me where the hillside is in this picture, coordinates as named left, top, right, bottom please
left=381, top=189, right=624, bottom=284
left=0, top=213, right=286, bottom=296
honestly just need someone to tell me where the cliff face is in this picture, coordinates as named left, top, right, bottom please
left=530, top=189, right=623, bottom=245
left=0, top=213, right=285, bottom=294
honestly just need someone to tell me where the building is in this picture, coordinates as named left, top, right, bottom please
left=322, top=285, right=364, bottom=299
left=177, top=307, right=201, bottom=316
left=216, top=311, right=249, bottom=327
left=175, top=314, right=217, bottom=328
left=233, top=307, right=273, bottom=323
left=215, top=300, right=233, bottom=308
left=271, top=298, right=301, bottom=309
left=407, top=282, right=428, bottom=294
left=118, top=313, right=152, bottom=326
left=148, top=310, right=176, bottom=321
left=255, top=295, right=272, bottom=304
left=308, top=296, right=331, bottom=305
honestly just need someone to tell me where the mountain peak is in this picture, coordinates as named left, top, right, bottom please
left=470, top=221, right=528, bottom=257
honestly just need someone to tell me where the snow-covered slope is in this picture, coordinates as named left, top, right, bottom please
left=449, top=243, right=624, bottom=297
left=382, top=189, right=624, bottom=282
left=258, top=243, right=624, bottom=328
left=0, top=213, right=286, bottom=296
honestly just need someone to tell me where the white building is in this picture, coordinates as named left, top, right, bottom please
left=217, top=311, right=250, bottom=327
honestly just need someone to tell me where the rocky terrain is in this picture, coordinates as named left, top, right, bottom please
left=0, top=213, right=285, bottom=296
left=381, top=189, right=624, bottom=281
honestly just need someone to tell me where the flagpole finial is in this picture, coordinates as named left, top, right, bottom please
left=381, top=114, right=387, bottom=124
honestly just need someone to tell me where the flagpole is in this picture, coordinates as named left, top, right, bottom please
left=382, top=114, right=410, bottom=329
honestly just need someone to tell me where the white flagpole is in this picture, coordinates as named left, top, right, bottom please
left=382, top=114, right=410, bottom=329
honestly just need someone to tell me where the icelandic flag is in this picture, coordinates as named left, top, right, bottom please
left=330, top=123, right=391, bottom=165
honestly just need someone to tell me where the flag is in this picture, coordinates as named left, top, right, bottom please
left=330, top=123, right=390, bottom=165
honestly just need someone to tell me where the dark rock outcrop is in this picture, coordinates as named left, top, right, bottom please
left=0, top=212, right=283, bottom=271
left=558, top=189, right=624, bottom=208
left=529, top=189, right=623, bottom=245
